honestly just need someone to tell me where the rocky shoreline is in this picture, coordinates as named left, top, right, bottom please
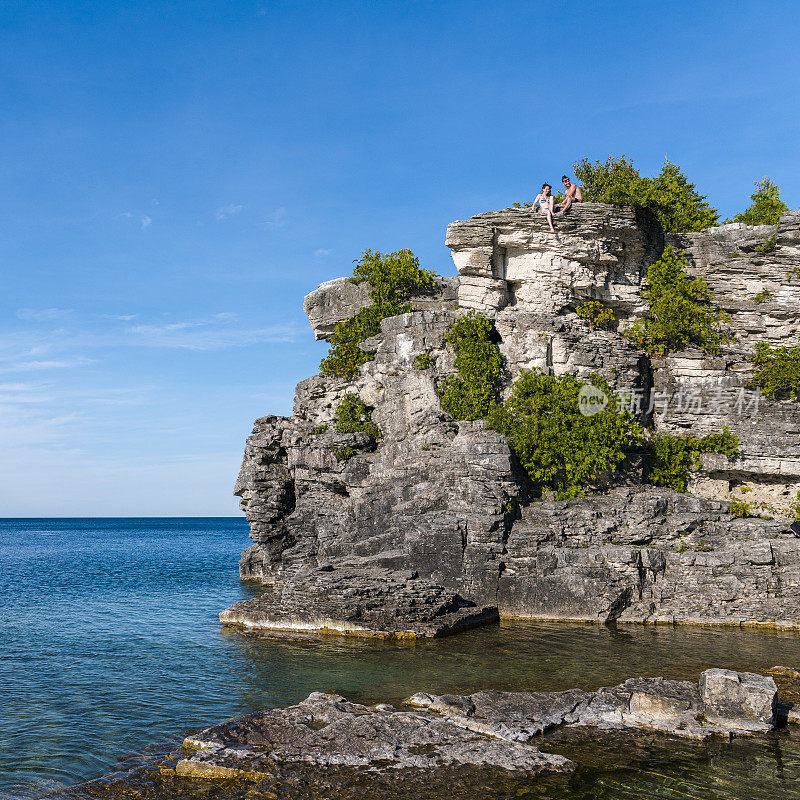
left=226, top=204, right=800, bottom=638
left=57, top=666, right=800, bottom=799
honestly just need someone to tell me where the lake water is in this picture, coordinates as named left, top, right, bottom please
left=2, top=517, right=800, bottom=799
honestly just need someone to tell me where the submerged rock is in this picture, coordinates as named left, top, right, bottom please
left=176, top=692, right=574, bottom=779
left=173, top=669, right=779, bottom=783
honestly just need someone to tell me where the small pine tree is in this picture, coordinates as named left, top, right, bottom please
left=731, top=178, right=789, bottom=226
left=626, top=246, right=729, bottom=356
left=651, top=160, right=719, bottom=233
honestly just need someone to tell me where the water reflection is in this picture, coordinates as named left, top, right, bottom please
left=226, top=619, right=800, bottom=707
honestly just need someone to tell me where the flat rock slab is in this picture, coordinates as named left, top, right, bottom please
left=408, top=689, right=591, bottom=741
left=220, top=567, right=499, bottom=638
left=700, top=668, right=777, bottom=727
left=177, top=693, right=574, bottom=780
left=175, top=670, right=779, bottom=783
left=411, top=670, right=777, bottom=742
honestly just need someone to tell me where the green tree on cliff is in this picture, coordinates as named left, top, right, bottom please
left=320, top=249, right=436, bottom=377
left=573, top=156, right=719, bottom=233
left=626, top=245, right=729, bottom=356
left=729, top=177, right=789, bottom=226
left=651, top=160, right=719, bottom=233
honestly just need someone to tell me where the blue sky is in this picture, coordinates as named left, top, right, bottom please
left=1, top=0, right=798, bottom=516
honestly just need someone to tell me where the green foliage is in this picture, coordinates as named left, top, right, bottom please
left=790, top=492, right=800, bottom=521
left=320, top=303, right=395, bottom=377
left=753, top=289, right=773, bottom=303
left=574, top=156, right=652, bottom=207
left=626, top=246, right=730, bottom=356
left=573, top=157, right=719, bottom=233
left=728, top=250, right=742, bottom=258
left=754, top=235, right=777, bottom=254
left=335, top=446, right=354, bottom=462
left=437, top=312, right=503, bottom=421
left=647, top=428, right=740, bottom=492
left=320, top=249, right=436, bottom=378
left=730, top=178, right=789, bottom=226
left=487, top=370, right=643, bottom=500
left=747, top=341, right=800, bottom=401
left=729, top=500, right=752, bottom=518
left=414, top=351, right=433, bottom=370
left=677, top=539, right=689, bottom=553
left=334, top=393, right=382, bottom=440
left=311, top=424, right=328, bottom=435
left=350, top=248, right=436, bottom=307
left=650, top=160, right=720, bottom=233
left=576, top=300, right=616, bottom=331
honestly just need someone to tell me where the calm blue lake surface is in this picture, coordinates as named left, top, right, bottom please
left=3, top=517, right=800, bottom=799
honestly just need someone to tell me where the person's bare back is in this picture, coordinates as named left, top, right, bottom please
left=555, top=175, right=582, bottom=216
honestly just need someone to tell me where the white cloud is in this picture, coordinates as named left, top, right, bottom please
left=314, top=248, right=332, bottom=259
left=0, top=357, right=94, bottom=374
left=262, top=207, right=286, bottom=228
left=141, top=215, right=152, bottom=230
left=100, top=313, right=138, bottom=321
left=127, top=322, right=201, bottom=335
left=16, top=308, right=73, bottom=322
left=125, top=317, right=300, bottom=350
left=215, top=203, right=244, bottom=221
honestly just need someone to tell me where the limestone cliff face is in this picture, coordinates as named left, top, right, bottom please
left=225, top=204, right=800, bottom=637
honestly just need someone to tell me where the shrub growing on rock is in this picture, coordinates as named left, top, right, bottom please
left=626, top=245, right=730, bottom=356
left=335, top=446, right=354, bottom=462
left=573, top=156, right=652, bottom=208
left=747, top=342, right=800, bottom=401
left=576, top=300, right=616, bottom=330
left=754, top=235, right=777, bottom=254
left=729, top=500, right=751, bottom=518
left=730, top=178, right=789, bottom=226
left=320, top=303, right=391, bottom=377
left=334, top=393, right=382, bottom=441
left=437, top=312, right=502, bottom=421
left=647, top=428, right=739, bottom=492
left=651, top=160, right=719, bottom=233
left=573, top=157, right=719, bottom=233
left=488, top=370, right=643, bottom=500
left=320, top=249, right=436, bottom=378
left=791, top=492, right=800, bottom=521
left=414, top=351, right=433, bottom=370
left=350, top=248, right=437, bottom=307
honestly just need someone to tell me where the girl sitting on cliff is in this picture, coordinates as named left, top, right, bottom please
left=533, top=183, right=556, bottom=233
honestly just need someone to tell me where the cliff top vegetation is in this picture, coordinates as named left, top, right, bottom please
left=320, top=249, right=437, bottom=378
left=570, top=156, right=791, bottom=233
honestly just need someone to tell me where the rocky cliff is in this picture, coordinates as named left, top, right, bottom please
left=224, top=204, right=800, bottom=637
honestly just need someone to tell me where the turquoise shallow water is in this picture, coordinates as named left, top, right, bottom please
left=2, top=517, right=800, bottom=798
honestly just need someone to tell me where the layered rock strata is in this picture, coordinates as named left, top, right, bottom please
left=174, top=669, right=778, bottom=781
left=228, top=204, right=800, bottom=636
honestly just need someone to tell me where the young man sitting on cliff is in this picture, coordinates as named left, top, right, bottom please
left=555, top=175, right=582, bottom=216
